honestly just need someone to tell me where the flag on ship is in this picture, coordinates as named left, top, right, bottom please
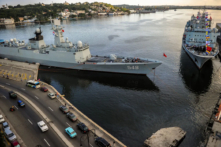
left=53, top=32, right=55, bottom=35
left=163, top=53, right=167, bottom=57
left=206, top=41, right=210, bottom=44
left=207, top=46, right=212, bottom=51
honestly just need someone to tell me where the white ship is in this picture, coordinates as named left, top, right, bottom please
left=182, top=11, right=220, bottom=69
left=0, top=19, right=161, bottom=76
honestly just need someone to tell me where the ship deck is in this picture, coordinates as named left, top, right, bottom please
left=87, top=56, right=151, bottom=63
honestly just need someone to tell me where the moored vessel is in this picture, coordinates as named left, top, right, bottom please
left=0, top=19, right=161, bottom=76
left=182, top=11, right=219, bottom=69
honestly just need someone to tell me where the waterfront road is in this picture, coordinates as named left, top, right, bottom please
left=0, top=88, right=66, bottom=147
left=0, top=77, right=97, bottom=147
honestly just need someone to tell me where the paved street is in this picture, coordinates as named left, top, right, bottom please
left=0, top=77, right=97, bottom=147
left=0, top=88, right=66, bottom=147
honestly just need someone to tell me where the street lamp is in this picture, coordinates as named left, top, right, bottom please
left=79, top=129, right=96, bottom=147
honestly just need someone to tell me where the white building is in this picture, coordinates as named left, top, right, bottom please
left=4, top=18, right=14, bottom=24
left=129, top=10, right=136, bottom=13
left=75, top=10, right=85, bottom=14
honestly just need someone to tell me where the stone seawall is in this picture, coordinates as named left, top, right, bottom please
left=0, top=59, right=39, bottom=81
left=40, top=81, right=127, bottom=147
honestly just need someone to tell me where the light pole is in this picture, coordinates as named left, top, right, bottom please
left=79, top=129, right=96, bottom=147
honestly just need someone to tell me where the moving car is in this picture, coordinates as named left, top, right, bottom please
left=9, top=91, right=17, bottom=98
left=48, top=93, right=56, bottom=99
left=0, top=115, right=5, bottom=123
left=37, top=121, right=48, bottom=132
left=65, top=127, right=77, bottom=138
left=40, top=87, right=48, bottom=92
left=11, top=140, right=22, bottom=147
left=95, top=137, right=111, bottom=147
left=59, top=105, right=69, bottom=114
left=3, top=122, right=10, bottom=131
left=66, top=112, right=78, bottom=122
left=77, top=123, right=89, bottom=133
left=4, top=129, right=17, bottom=142
left=17, top=100, right=25, bottom=107
left=9, top=106, right=16, bottom=112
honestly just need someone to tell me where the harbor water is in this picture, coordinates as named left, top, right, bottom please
left=1, top=9, right=221, bottom=146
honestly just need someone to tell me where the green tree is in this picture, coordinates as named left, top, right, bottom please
left=78, top=13, right=85, bottom=18
left=0, top=132, right=6, bottom=147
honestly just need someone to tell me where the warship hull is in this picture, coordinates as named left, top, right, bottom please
left=182, top=42, right=217, bottom=69
left=0, top=48, right=161, bottom=75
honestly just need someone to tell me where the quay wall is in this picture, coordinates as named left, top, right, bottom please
left=40, top=81, right=127, bottom=147
left=0, top=59, right=39, bottom=81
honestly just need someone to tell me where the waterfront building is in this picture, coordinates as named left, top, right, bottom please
left=18, top=17, right=24, bottom=22
left=4, top=18, right=14, bottom=24
left=75, top=10, right=85, bottom=14
left=129, top=10, right=136, bottom=13
left=64, top=1, right=69, bottom=5
left=75, top=2, right=81, bottom=5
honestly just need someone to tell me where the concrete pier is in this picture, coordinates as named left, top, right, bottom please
left=202, top=96, right=221, bottom=147
left=144, top=127, right=186, bottom=147
left=216, top=23, right=221, bottom=30
left=0, top=59, right=39, bottom=81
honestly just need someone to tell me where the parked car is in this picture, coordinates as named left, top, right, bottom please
left=4, top=128, right=16, bottom=142
left=0, top=115, right=5, bottom=123
left=65, top=127, right=77, bottom=138
left=11, top=140, right=22, bottom=147
left=59, top=105, right=69, bottom=114
left=77, top=123, right=89, bottom=133
left=9, top=91, right=17, bottom=98
left=66, top=112, right=78, bottom=122
left=48, top=93, right=56, bottom=99
left=2, top=122, right=10, bottom=131
left=37, top=121, right=48, bottom=132
left=40, top=87, right=48, bottom=92
left=17, top=100, right=25, bottom=107
left=95, top=137, right=111, bottom=147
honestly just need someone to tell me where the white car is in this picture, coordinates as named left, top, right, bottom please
left=48, top=93, right=56, bottom=99
left=0, top=115, right=5, bottom=123
left=37, top=121, right=48, bottom=132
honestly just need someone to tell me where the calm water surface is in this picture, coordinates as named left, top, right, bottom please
left=1, top=9, right=221, bottom=147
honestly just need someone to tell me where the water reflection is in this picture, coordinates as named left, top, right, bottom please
left=38, top=68, right=159, bottom=92
left=179, top=49, right=213, bottom=95
left=0, top=24, right=16, bottom=29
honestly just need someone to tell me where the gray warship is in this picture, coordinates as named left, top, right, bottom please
left=182, top=11, right=219, bottom=69
left=0, top=19, right=161, bottom=76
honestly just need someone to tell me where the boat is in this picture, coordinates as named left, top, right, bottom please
left=139, top=10, right=151, bottom=14
left=23, top=18, right=37, bottom=23
left=0, top=19, right=162, bottom=76
left=182, top=11, right=219, bottom=69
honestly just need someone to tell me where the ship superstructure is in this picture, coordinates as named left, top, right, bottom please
left=182, top=11, right=220, bottom=69
left=0, top=19, right=162, bottom=76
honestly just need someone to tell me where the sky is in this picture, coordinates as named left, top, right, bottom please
left=1, top=0, right=221, bottom=6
